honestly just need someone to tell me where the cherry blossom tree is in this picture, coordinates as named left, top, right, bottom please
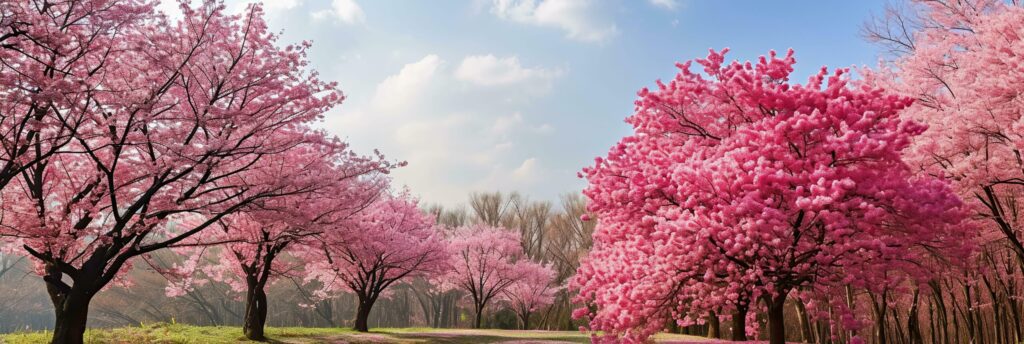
left=573, top=48, right=973, bottom=344
left=306, top=194, right=449, bottom=332
left=0, top=1, right=348, bottom=342
left=501, top=262, right=558, bottom=330
left=0, top=0, right=149, bottom=193
left=159, top=139, right=391, bottom=340
left=867, top=0, right=1024, bottom=267
left=862, top=1, right=1024, bottom=341
left=448, top=224, right=530, bottom=329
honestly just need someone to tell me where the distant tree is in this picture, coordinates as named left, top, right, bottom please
left=307, top=194, right=449, bottom=332
left=448, top=224, right=530, bottom=329
left=539, top=194, right=594, bottom=331
left=468, top=192, right=517, bottom=227
left=573, top=49, right=973, bottom=344
left=501, top=262, right=558, bottom=330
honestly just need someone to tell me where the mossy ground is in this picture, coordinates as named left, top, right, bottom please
left=0, top=323, right=713, bottom=343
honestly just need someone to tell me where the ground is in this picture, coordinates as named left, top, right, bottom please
left=0, top=323, right=715, bottom=343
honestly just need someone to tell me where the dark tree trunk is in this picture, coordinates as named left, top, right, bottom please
left=732, top=305, right=749, bottom=341
left=354, top=298, right=375, bottom=332
left=50, top=291, right=92, bottom=344
left=474, top=303, right=485, bottom=329
left=766, top=294, right=789, bottom=344
left=871, top=291, right=889, bottom=344
left=707, top=312, right=721, bottom=339
left=243, top=284, right=269, bottom=341
left=242, top=241, right=285, bottom=340
left=46, top=265, right=95, bottom=344
left=907, top=288, right=922, bottom=344
left=358, top=301, right=374, bottom=329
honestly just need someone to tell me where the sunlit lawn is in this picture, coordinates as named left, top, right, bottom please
left=0, top=323, right=714, bottom=343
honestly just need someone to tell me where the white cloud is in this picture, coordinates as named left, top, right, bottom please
left=534, top=123, right=555, bottom=134
left=455, top=55, right=563, bottom=87
left=324, top=54, right=561, bottom=205
left=511, top=158, right=539, bottom=181
left=157, top=0, right=302, bottom=20
left=372, top=55, right=442, bottom=111
left=313, top=0, right=366, bottom=24
left=492, top=112, right=524, bottom=135
left=470, top=156, right=549, bottom=196
left=649, top=0, right=678, bottom=10
left=490, top=0, right=618, bottom=43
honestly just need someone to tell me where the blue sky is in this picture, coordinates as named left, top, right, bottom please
left=159, top=0, right=889, bottom=206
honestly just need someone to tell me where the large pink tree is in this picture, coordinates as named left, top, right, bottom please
left=0, top=2, right=345, bottom=343
left=573, top=49, right=973, bottom=344
left=306, top=193, right=449, bottom=332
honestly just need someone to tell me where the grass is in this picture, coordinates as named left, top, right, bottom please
left=0, top=323, right=355, bottom=344
left=0, top=323, right=714, bottom=343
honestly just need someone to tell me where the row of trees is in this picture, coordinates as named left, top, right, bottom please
left=0, top=192, right=592, bottom=339
left=572, top=1, right=1024, bottom=343
left=158, top=191, right=562, bottom=340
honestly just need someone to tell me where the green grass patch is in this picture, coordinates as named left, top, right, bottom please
left=0, top=323, right=360, bottom=344
left=0, top=324, right=711, bottom=343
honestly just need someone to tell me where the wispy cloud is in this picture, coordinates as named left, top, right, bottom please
left=649, top=0, right=679, bottom=10
left=490, top=0, right=618, bottom=43
left=313, top=0, right=366, bottom=25
left=372, top=55, right=442, bottom=112
left=455, top=55, right=563, bottom=88
left=156, top=0, right=302, bottom=20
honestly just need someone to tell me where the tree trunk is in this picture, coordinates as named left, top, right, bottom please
left=474, top=303, right=485, bottom=329
left=795, top=299, right=814, bottom=343
left=243, top=285, right=268, bottom=341
left=907, top=288, right=922, bottom=344
left=50, top=291, right=92, bottom=344
left=732, top=305, right=749, bottom=341
left=46, top=265, right=94, bottom=344
left=707, top=312, right=721, bottom=339
left=766, top=293, right=789, bottom=344
left=437, top=294, right=450, bottom=328
left=870, top=291, right=888, bottom=344
left=354, top=299, right=374, bottom=332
